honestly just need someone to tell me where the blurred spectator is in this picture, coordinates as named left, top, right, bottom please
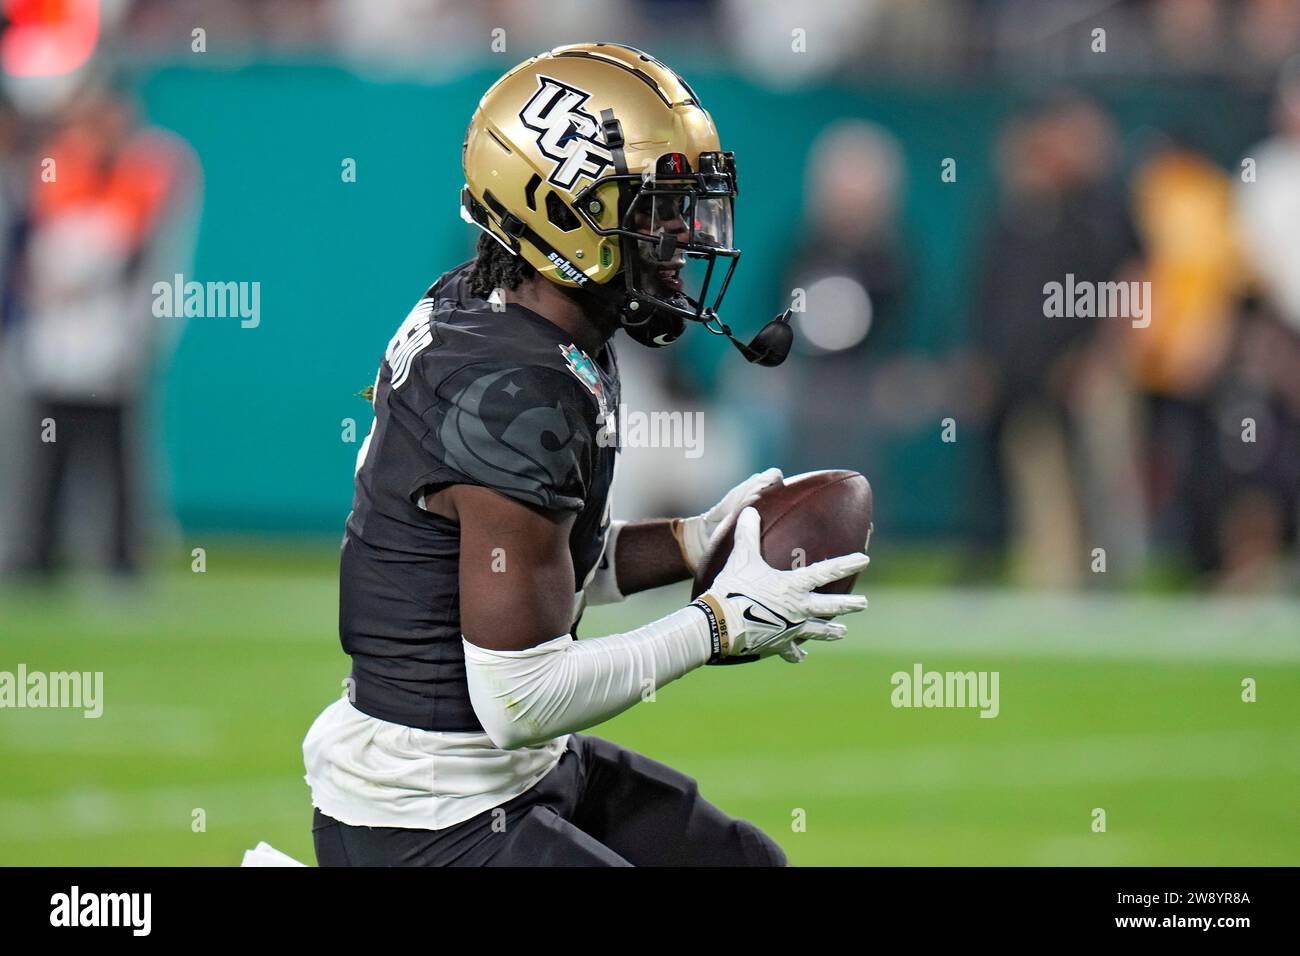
left=6, top=85, right=198, bottom=578
left=778, top=120, right=910, bottom=477
left=1238, top=0, right=1300, bottom=80
left=1131, top=138, right=1242, bottom=398
left=973, top=93, right=1145, bottom=587
left=0, top=95, right=25, bottom=336
left=1237, top=58, right=1300, bottom=336
left=1129, top=135, right=1246, bottom=576
left=1201, top=301, right=1300, bottom=589
left=1212, top=58, right=1300, bottom=587
left=1150, top=0, right=1226, bottom=74
left=792, top=121, right=906, bottom=355
left=0, top=94, right=31, bottom=570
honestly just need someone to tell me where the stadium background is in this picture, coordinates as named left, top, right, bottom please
left=1, top=0, right=1298, bottom=866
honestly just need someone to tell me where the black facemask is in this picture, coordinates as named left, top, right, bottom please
left=573, top=150, right=741, bottom=341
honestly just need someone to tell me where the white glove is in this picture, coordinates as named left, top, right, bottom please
left=691, top=507, right=869, bottom=663
left=673, top=468, right=784, bottom=573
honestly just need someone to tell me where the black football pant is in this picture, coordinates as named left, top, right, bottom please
left=312, top=734, right=787, bottom=866
left=17, top=398, right=135, bottom=576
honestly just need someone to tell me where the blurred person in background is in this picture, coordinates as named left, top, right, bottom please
left=0, top=93, right=32, bottom=568
left=1237, top=0, right=1300, bottom=81
left=0, top=95, right=25, bottom=332
left=1128, top=133, right=1249, bottom=580
left=6, top=84, right=198, bottom=579
left=1200, top=297, right=1300, bottom=589
left=972, top=93, right=1145, bottom=587
left=1218, top=58, right=1300, bottom=588
left=1238, top=58, right=1300, bottom=340
left=1149, top=0, right=1229, bottom=75
left=778, top=120, right=909, bottom=478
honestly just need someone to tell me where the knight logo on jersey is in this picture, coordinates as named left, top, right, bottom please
left=518, top=76, right=615, bottom=191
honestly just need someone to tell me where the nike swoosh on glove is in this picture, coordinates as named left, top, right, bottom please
left=673, top=468, right=784, bottom=573
left=692, top=506, right=869, bottom=663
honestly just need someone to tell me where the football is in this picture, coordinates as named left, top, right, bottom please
left=692, top=469, right=874, bottom=662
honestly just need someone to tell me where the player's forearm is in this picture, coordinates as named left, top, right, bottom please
left=593, top=470, right=787, bottom=602
left=612, top=518, right=693, bottom=595
left=462, top=605, right=711, bottom=750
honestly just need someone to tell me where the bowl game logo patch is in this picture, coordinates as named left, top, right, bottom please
left=560, top=342, right=613, bottom=427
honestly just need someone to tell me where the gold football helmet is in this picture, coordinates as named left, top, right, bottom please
left=461, top=42, right=743, bottom=350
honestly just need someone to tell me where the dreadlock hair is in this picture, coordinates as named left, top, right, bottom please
left=467, top=232, right=535, bottom=300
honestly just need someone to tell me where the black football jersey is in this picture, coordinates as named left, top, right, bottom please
left=339, top=261, right=620, bottom=733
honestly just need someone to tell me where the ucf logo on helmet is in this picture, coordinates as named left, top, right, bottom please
left=519, top=76, right=615, bottom=191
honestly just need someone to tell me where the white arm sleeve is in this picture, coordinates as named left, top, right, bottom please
left=462, top=605, right=712, bottom=751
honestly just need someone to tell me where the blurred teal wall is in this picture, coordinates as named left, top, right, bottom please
left=139, top=60, right=1268, bottom=534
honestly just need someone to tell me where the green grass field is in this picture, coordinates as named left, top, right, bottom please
left=2, top=543, right=1297, bottom=866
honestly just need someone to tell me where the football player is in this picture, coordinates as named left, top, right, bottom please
left=304, top=43, right=870, bottom=866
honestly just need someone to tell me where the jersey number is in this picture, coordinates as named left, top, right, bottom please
left=385, top=298, right=435, bottom=389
